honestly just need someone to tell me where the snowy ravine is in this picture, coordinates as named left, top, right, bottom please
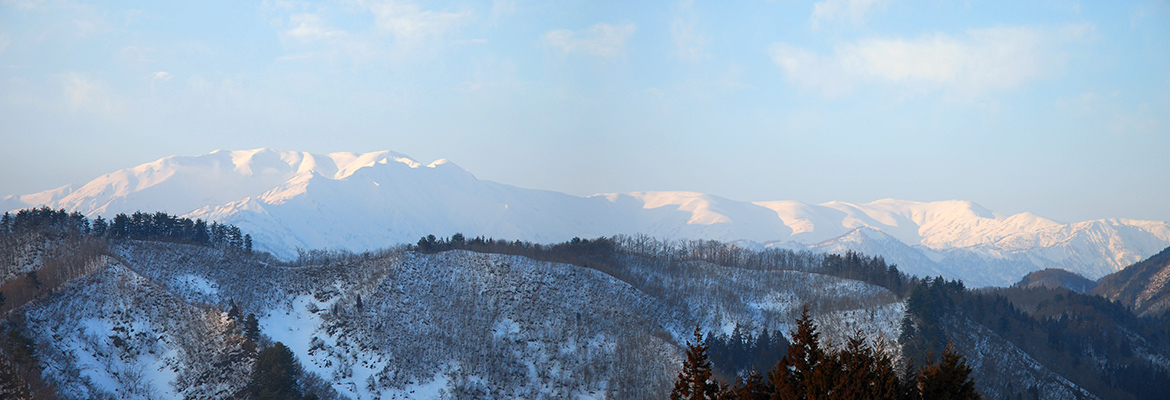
left=4, top=148, right=1169, bottom=287
left=18, top=240, right=918, bottom=400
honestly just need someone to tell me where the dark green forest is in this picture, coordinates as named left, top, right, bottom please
left=0, top=206, right=252, bottom=251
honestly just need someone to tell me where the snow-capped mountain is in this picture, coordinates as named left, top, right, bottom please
left=5, top=148, right=1169, bottom=287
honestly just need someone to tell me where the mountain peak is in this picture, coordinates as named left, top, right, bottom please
left=5, top=149, right=1170, bottom=287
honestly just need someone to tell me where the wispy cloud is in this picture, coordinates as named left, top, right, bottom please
left=770, top=25, right=1093, bottom=97
left=491, top=0, right=517, bottom=21
left=274, top=1, right=472, bottom=64
left=542, top=23, right=637, bottom=58
left=4, top=0, right=112, bottom=38
left=671, top=1, right=708, bottom=62
left=58, top=72, right=123, bottom=115
left=360, top=0, right=472, bottom=43
left=1109, top=103, right=1161, bottom=136
left=811, top=0, right=892, bottom=28
left=285, top=13, right=346, bottom=41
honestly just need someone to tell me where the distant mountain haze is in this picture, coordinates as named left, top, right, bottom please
left=4, top=148, right=1168, bottom=287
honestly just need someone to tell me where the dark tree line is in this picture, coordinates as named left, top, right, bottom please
left=899, top=275, right=1170, bottom=400
left=413, top=233, right=915, bottom=297
left=705, top=325, right=789, bottom=379
left=1, top=207, right=252, bottom=252
left=674, top=306, right=980, bottom=400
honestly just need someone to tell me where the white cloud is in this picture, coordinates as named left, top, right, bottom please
left=120, top=45, right=155, bottom=63
left=671, top=1, right=708, bottom=62
left=58, top=72, right=123, bottom=114
left=5, top=0, right=111, bottom=38
left=811, top=0, right=891, bottom=28
left=1056, top=91, right=1100, bottom=114
left=4, top=0, right=51, bottom=11
left=274, top=1, right=471, bottom=64
left=770, top=25, right=1090, bottom=97
left=359, top=0, right=472, bottom=43
left=542, top=23, right=637, bottom=58
left=1110, top=104, right=1160, bottom=136
left=491, top=0, right=517, bottom=20
left=285, top=13, right=346, bottom=41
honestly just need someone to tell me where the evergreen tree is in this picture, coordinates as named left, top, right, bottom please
left=899, top=360, right=922, bottom=400
left=248, top=342, right=304, bottom=400
left=193, top=219, right=209, bottom=244
left=92, top=216, right=107, bottom=236
left=110, top=213, right=130, bottom=238
left=230, top=226, right=243, bottom=248
left=244, top=234, right=253, bottom=252
left=244, top=313, right=261, bottom=342
left=918, top=344, right=980, bottom=400
left=729, top=368, right=771, bottom=400
left=769, top=304, right=830, bottom=400
left=833, top=329, right=901, bottom=399
left=228, top=300, right=241, bottom=321
left=672, top=326, right=724, bottom=400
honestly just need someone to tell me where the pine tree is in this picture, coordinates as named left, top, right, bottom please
left=770, top=304, right=828, bottom=400
left=899, top=359, right=922, bottom=400
left=918, top=343, right=980, bottom=400
left=835, top=330, right=877, bottom=399
left=244, top=313, right=261, bottom=342
left=228, top=300, right=241, bottom=321
left=672, top=326, right=724, bottom=400
left=92, top=216, right=107, bottom=236
left=248, top=342, right=303, bottom=400
left=729, top=367, right=771, bottom=400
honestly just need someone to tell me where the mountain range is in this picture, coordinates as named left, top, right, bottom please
left=4, top=148, right=1168, bottom=287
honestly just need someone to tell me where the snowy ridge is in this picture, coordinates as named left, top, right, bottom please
left=6, top=148, right=1169, bottom=287
left=64, top=241, right=906, bottom=399
left=19, top=239, right=1100, bottom=399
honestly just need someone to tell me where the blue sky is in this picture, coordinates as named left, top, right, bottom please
left=1, top=0, right=1168, bottom=222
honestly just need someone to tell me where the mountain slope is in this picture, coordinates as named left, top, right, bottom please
left=8, top=231, right=1128, bottom=399
left=1093, top=246, right=1170, bottom=317
left=5, top=148, right=1169, bottom=287
left=1014, top=268, right=1096, bottom=294
left=71, top=239, right=905, bottom=399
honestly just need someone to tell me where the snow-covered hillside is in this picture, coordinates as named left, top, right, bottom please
left=6, top=148, right=1169, bottom=287
left=16, top=240, right=907, bottom=400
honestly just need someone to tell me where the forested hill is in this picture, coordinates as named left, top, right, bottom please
left=1093, top=245, right=1170, bottom=318
left=901, top=275, right=1170, bottom=399
left=1, top=219, right=1169, bottom=399
left=1013, top=268, right=1096, bottom=294
left=1, top=226, right=907, bottom=399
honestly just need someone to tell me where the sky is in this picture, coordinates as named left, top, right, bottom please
left=1, top=0, right=1168, bottom=223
